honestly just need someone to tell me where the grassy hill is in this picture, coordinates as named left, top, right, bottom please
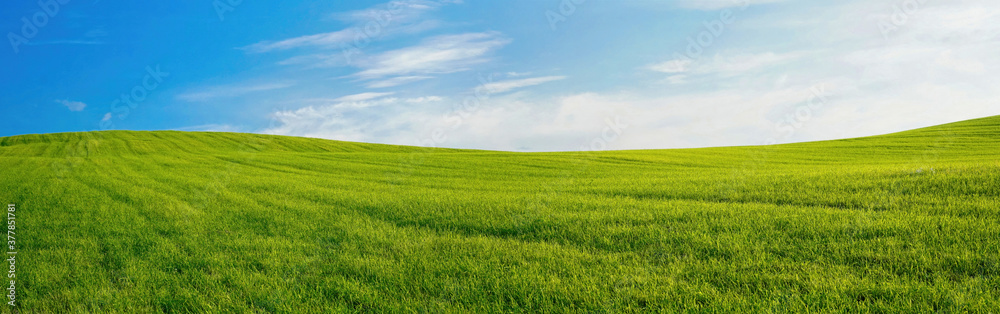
left=1, top=116, right=998, bottom=312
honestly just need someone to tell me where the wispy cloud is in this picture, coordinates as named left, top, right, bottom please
left=366, top=76, right=435, bottom=88
left=676, top=0, right=789, bottom=10
left=649, top=52, right=799, bottom=80
left=241, top=0, right=480, bottom=90
left=244, top=29, right=356, bottom=53
left=354, top=32, right=510, bottom=80
left=481, top=76, right=566, bottom=94
left=177, top=82, right=295, bottom=102
left=243, top=0, right=457, bottom=53
left=648, top=59, right=692, bottom=74
left=334, top=0, right=462, bottom=23
left=56, top=100, right=87, bottom=111
left=334, top=92, right=396, bottom=102
left=404, top=96, right=444, bottom=103
left=257, top=31, right=509, bottom=88
left=30, top=40, right=104, bottom=46
left=30, top=27, right=109, bottom=47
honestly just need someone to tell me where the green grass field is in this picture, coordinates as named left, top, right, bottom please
left=1, top=116, right=998, bottom=312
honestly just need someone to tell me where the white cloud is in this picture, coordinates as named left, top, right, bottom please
left=177, top=82, right=295, bottom=102
left=648, top=59, right=691, bottom=74
left=334, top=92, right=396, bottom=102
left=404, top=96, right=444, bottom=103
left=504, top=72, right=533, bottom=77
left=698, top=52, right=798, bottom=76
left=243, top=0, right=458, bottom=53
left=334, top=0, right=456, bottom=23
left=244, top=1, right=504, bottom=89
left=366, top=75, right=434, bottom=88
left=261, top=100, right=410, bottom=146
left=56, top=100, right=87, bottom=111
left=677, top=0, right=790, bottom=10
left=260, top=92, right=630, bottom=151
left=480, top=76, right=566, bottom=94
left=245, top=29, right=356, bottom=53
left=650, top=52, right=798, bottom=78
left=353, top=32, right=511, bottom=79
left=277, top=53, right=350, bottom=68
left=665, top=75, right=687, bottom=85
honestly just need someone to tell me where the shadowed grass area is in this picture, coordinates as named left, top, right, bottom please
left=1, top=116, right=998, bottom=312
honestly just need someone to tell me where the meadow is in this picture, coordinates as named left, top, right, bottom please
left=0, top=116, right=998, bottom=312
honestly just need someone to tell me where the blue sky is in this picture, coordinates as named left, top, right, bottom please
left=2, top=0, right=998, bottom=151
